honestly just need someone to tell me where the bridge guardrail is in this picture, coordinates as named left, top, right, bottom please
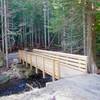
left=18, top=49, right=87, bottom=81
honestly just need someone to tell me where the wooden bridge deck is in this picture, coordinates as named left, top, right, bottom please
left=18, top=49, right=88, bottom=81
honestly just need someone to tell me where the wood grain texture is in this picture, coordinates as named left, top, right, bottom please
left=18, top=49, right=87, bottom=80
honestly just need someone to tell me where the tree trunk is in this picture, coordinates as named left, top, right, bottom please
left=86, top=1, right=97, bottom=73
left=4, top=0, right=8, bottom=68
left=1, top=0, right=5, bottom=53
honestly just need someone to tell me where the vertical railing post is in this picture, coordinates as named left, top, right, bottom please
left=29, top=53, right=32, bottom=70
left=56, top=59, right=60, bottom=79
left=22, top=51, right=24, bottom=65
left=52, top=59, right=55, bottom=81
left=43, top=56, right=45, bottom=78
left=19, top=51, right=22, bottom=63
left=25, top=52, right=28, bottom=67
left=19, top=51, right=20, bottom=63
left=36, top=55, right=38, bottom=74
left=30, top=53, right=33, bottom=67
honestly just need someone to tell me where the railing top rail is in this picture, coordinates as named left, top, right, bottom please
left=33, top=49, right=87, bottom=59
left=19, top=49, right=87, bottom=62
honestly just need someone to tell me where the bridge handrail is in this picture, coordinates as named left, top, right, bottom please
left=18, top=49, right=87, bottom=80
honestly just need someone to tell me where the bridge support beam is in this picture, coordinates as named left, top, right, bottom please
left=43, top=71, right=45, bottom=79
left=43, top=57, right=45, bottom=78
left=52, top=60, right=55, bottom=81
left=36, top=68, right=38, bottom=74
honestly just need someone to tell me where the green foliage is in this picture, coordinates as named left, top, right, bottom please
left=96, top=1, right=100, bottom=54
left=2, top=0, right=99, bottom=54
left=10, top=0, right=43, bottom=28
left=49, top=0, right=84, bottom=52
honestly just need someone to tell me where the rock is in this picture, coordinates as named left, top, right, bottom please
left=17, top=64, right=33, bottom=78
left=0, top=74, right=10, bottom=85
left=2, top=63, right=22, bottom=79
left=0, top=51, right=4, bottom=67
left=13, top=59, right=19, bottom=64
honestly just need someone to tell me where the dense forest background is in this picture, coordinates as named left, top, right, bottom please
left=6, top=0, right=85, bottom=53
left=96, top=1, right=100, bottom=68
left=0, top=0, right=100, bottom=67
left=96, top=2, right=100, bottom=54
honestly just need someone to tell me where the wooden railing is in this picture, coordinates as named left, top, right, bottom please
left=18, top=49, right=87, bottom=81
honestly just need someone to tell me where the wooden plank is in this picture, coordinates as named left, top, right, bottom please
left=35, top=55, right=38, bottom=74
left=33, top=50, right=87, bottom=63
left=52, top=60, right=55, bottom=81
left=30, top=53, right=33, bottom=69
left=33, top=49, right=87, bottom=60
left=54, top=59, right=60, bottom=79
left=33, top=49, right=87, bottom=68
left=60, top=62, right=86, bottom=72
left=60, top=60, right=87, bottom=69
left=18, top=49, right=87, bottom=80
left=33, top=51, right=87, bottom=70
left=42, top=57, right=45, bottom=78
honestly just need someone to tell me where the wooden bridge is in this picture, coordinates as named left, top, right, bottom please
left=18, top=49, right=88, bottom=81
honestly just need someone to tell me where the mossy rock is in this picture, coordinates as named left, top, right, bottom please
left=0, top=75, right=10, bottom=85
left=0, top=52, right=4, bottom=67
left=0, top=60, right=4, bottom=67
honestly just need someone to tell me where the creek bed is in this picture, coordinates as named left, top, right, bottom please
left=0, top=74, right=52, bottom=96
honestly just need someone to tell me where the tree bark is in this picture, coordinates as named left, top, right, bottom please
left=1, top=0, right=5, bottom=53
left=86, top=1, right=97, bottom=73
left=4, top=0, right=8, bottom=68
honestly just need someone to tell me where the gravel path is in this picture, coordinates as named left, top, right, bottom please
left=0, top=74, right=100, bottom=100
